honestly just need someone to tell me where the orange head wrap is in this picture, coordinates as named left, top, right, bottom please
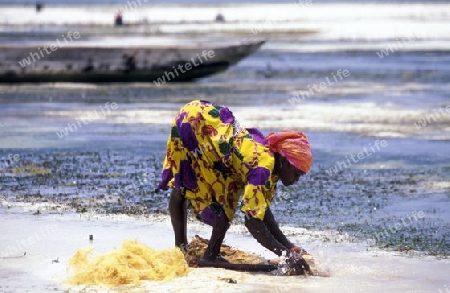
left=266, top=130, right=312, bottom=173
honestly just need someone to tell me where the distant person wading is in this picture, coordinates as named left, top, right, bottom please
left=157, top=100, right=313, bottom=271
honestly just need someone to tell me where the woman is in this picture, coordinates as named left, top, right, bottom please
left=158, top=100, right=312, bottom=271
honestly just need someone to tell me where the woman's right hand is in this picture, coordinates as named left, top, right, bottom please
left=286, top=252, right=310, bottom=275
left=290, top=245, right=308, bottom=255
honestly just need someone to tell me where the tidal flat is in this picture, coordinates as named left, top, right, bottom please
left=1, top=146, right=448, bottom=257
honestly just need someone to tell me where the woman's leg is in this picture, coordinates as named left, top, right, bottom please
left=203, top=212, right=230, bottom=262
left=169, top=189, right=188, bottom=248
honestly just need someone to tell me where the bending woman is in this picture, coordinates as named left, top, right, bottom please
left=158, top=100, right=312, bottom=268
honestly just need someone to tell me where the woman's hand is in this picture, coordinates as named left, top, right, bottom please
left=290, top=245, right=308, bottom=255
left=286, top=252, right=310, bottom=275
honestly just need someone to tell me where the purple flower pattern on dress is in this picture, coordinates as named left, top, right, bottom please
left=180, top=160, right=198, bottom=190
left=246, top=128, right=268, bottom=146
left=179, top=122, right=199, bottom=152
left=176, top=112, right=187, bottom=129
left=247, top=167, right=270, bottom=186
left=157, top=168, right=173, bottom=190
left=219, top=107, right=234, bottom=124
left=174, top=173, right=181, bottom=190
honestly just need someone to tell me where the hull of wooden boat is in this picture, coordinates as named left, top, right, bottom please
left=0, top=38, right=265, bottom=83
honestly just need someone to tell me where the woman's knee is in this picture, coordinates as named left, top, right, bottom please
left=170, top=189, right=184, bottom=203
left=215, top=212, right=230, bottom=229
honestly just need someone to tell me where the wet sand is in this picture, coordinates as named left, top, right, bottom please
left=1, top=208, right=449, bottom=293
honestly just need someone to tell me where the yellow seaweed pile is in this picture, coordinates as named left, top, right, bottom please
left=67, top=240, right=189, bottom=286
left=67, top=236, right=320, bottom=286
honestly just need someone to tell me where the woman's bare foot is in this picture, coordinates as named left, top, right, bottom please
left=202, top=252, right=230, bottom=263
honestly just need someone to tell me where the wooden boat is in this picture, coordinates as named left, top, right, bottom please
left=0, top=37, right=265, bottom=83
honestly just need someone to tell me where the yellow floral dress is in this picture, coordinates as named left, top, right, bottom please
left=158, top=100, right=278, bottom=224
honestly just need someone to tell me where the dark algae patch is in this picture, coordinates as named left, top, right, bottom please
left=0, top=149, right=448, bottom=257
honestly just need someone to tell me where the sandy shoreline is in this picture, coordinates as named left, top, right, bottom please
left=1, top=204, right=449, bottom=293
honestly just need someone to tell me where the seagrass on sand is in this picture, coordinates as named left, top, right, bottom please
left=185, top=235, right=320, bottom=276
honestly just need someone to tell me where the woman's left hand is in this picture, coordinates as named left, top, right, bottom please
left=290, top=245, right=308, bottom=255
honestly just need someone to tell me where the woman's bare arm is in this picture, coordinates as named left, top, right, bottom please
left=245, top=215, right=289, bottom=256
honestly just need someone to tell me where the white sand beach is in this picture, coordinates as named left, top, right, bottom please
left=1, top=202, right=449, bottom=293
